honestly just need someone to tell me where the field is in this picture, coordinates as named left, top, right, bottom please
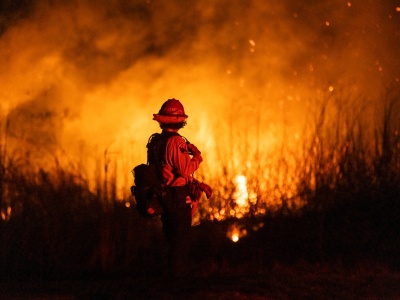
left=2, top=263, right=400, bottom=299
left=1, top=209, right=400, bottom=299
left=1, top=88, right=399, bottom=299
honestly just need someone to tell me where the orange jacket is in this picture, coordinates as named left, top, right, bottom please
left=162, top=135, right=202, bottom=186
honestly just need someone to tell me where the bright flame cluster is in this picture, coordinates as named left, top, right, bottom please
left=227, top=223, right=247, bottom=242
left=233, top=175, right=248, bottom=206
left=226, top=221, right=264, bottom=242
left=232, top=175, right=258, bottom=218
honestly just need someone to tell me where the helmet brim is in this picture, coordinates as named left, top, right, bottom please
left=153, top=114, right=188, bottom=124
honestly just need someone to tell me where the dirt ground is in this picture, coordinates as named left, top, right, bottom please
left=1, top=264, right=400, bottom=300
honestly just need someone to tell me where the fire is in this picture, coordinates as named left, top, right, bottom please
left=233, top=175, right=248, bottom=207
left=231, top=175, right=258, bottom=219
left=204, top=174, right=259, bottom=222
left=231, top=233, right=239, bottom=242
left=0, top=0, right=399, bottom=222
left=226, top=220, right=265, bottom=243
left=227, top=223, right=247, bottom=242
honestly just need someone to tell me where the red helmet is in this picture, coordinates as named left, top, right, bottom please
left=153, top=98, right=188, bottom=124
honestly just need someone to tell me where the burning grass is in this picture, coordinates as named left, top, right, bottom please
left=0, top=90, right=399, bottom=281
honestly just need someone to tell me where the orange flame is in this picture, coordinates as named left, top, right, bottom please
left=227, top=223, right=247, bottom=242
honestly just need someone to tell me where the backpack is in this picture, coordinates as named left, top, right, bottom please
left=130, top=132, right=180, bottom=218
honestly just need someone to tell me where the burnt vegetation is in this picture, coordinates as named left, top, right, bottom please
left=0, top=90, right=399, bottom=281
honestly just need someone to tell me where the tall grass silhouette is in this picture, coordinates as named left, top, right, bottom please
left=0, top=88, right=399, bottom=277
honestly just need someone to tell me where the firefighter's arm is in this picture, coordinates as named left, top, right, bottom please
left=166, top=136, right=202, bottom=178
left=186, top=143, right=203, bottom=163
left=199, top=182, right=213, bottom=199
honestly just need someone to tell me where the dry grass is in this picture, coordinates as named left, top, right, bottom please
left=0, top=89, right=399, bottom=291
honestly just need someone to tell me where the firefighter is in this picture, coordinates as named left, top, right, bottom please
left=150, top=98, right=208, bottom=277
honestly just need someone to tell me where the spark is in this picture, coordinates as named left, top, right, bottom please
left=249, top=39, right=255, bottom=52
left=347, top=2, right=351, bottom=7
left=396, top=7, right=400, bottom=12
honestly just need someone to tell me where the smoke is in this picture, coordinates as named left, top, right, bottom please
left=0, top=0, right=399, bottom=188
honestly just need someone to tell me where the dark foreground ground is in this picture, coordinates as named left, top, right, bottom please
left=1, top=264, right=400, bottom=300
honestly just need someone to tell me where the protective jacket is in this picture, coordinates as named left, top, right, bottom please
left=147, top=130, right=202, bottom=187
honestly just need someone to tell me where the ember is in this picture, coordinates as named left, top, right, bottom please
left=227, top=223, right=247, bottom=242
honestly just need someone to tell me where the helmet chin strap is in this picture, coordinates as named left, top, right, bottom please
left=164, top=128, right=179, bottom=133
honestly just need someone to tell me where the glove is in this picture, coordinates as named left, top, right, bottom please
left=187, top=143, right=201, bottom=156
left=199, top=182, right=213, bottom=199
